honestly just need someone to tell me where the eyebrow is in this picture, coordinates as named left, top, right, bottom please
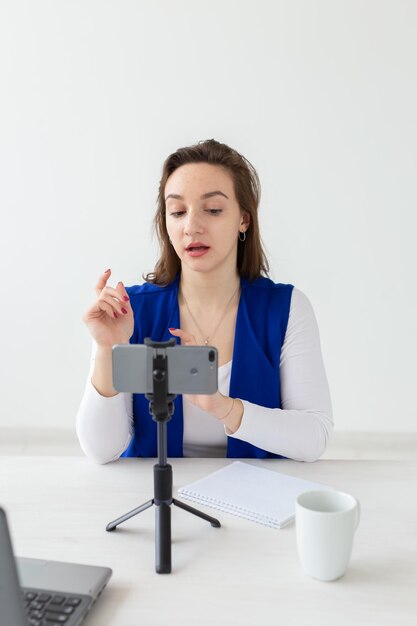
left=165, top=190, right=229, bottom=202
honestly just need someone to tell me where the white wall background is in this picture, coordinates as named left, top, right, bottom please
left=0, top=0, right=416, bottom=434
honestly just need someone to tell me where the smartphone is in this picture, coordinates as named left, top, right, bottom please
left=112, top=344, right=218, bottom=395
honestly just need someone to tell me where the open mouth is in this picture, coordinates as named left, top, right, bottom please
left=185, top=244, right=210, bottom=256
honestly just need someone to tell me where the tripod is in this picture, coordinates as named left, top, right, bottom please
left=106, top=338, right=221, bottom=574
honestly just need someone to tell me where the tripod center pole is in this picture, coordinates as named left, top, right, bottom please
left=157, top=421, right=167, bottom=467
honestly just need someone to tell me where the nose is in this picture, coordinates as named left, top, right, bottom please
left=184, top=209, right=203, bottom=236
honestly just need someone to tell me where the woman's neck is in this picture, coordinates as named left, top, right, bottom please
left=179, top=267, right=241, bottom=313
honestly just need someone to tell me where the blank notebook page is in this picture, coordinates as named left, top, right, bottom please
left=177, top=461, right=332, bottom=528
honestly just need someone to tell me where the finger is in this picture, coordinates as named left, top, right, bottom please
left=115, top=281, right=130, bottom=305
left=98, top=300, right=120, bottom=320
left=168, top=328, right=197, bottom=345
left=98, top=293, right=130, bottom=317
left=86, top=299, right=119, bottom=321
left=99, top=284, right=127, bottom=303
left=95, top=269, right=111, bottom=297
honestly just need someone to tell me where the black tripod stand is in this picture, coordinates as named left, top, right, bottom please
left=106, top=338, right=221, bottom=574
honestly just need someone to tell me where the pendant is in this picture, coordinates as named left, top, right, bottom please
left=204, top=338, right=209, bottom=346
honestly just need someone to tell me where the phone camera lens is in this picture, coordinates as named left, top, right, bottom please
left=208, top=350, right=215, bottom=362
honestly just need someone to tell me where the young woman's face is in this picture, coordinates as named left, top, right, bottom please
left=165, top=163, right=249, bottom=275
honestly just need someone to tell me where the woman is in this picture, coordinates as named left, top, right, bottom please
left=76, top=139, right=333, bottom=463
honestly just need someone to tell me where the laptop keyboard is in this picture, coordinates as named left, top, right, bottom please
left=22, top=587, right=90, bottom=625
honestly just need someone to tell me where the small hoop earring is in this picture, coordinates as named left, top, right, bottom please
left=239, top=231, right=246, bottom=242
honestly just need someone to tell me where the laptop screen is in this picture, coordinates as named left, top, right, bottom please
left=0, top=507, right=27, bottom=626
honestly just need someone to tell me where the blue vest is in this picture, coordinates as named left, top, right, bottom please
left=121, top=274, right=294, bottom=459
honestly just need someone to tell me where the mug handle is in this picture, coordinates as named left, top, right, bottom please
left=354, top=497, right=361, bottom=530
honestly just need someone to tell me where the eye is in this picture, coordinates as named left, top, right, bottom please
left=206, top=208, right=222, bottom=215
left=169, top=211, right=185, bottom=218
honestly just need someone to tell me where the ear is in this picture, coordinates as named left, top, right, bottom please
left=240, top=211, right=250, bottom=230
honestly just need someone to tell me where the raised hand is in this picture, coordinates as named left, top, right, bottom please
left=83, top=269, right=134, bottom=348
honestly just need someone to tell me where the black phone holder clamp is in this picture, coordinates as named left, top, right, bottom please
left=105, top=338, right=221, bottom=574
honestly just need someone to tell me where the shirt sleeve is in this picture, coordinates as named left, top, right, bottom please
left=75, top=341, right=134, bottom=464
left=227, top=287, right=334, bottom=462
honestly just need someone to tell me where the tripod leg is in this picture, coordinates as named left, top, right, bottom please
left=172, top=498, right=221, bottom=528
left=106, top=499, right=154, bottom=532
left=155, top=503, right=171, bottom=573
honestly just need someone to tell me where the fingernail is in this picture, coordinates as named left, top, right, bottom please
left=169, top=327, right=176, bottom=331
left=121, top=308, right=128, bottom=315
left=114, top=312, right=118, bottom=319
left=104, top=268, right=111, bottom=273
left=122, top=296, right=129, bottom=302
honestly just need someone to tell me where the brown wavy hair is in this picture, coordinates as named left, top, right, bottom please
left=144, top=138, right=270, bottom=285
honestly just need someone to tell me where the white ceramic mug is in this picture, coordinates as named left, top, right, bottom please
left=295, top=490, right=360, bottom=582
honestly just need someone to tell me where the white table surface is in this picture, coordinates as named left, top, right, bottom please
left=1, top=456, right=416, bottom=626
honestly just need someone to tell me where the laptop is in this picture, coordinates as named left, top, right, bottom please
left=0, top=506, right=112, bottom=626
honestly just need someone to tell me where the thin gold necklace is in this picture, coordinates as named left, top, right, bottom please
left=181, top=283, right=240, bottom=346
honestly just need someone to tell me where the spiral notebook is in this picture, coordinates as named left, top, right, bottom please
left=177, top=461, right=332, bottom=528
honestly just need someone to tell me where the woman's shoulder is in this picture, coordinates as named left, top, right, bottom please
left=245, top=278, right=313, bottom=306
left=243, top=275, right=294, bottom=292
left=243, top=277, right=295, bottom=325
left=285, top=285, right=316, bottom=310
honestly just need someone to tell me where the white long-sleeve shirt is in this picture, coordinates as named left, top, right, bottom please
left=76, top=287, right=333, bottom=464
